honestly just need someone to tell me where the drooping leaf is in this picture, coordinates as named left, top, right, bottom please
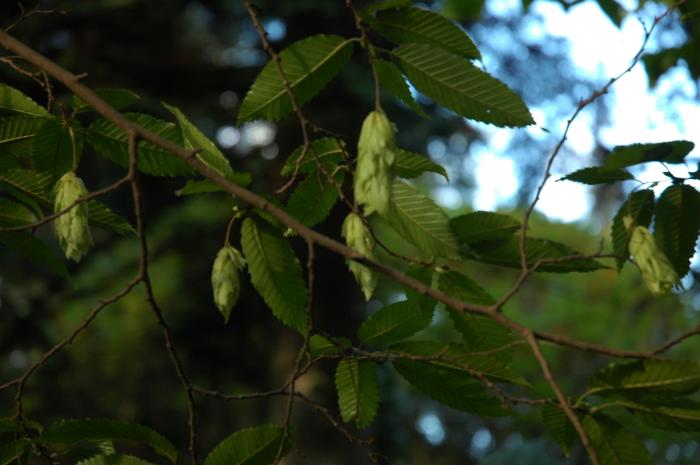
left=611, top=189, right=655, bottom=271
left=0, top=436, right=29, bottom=465
left=403, top=265, right=435, bottom=311
left=393, top=43, right=533, bottom=127
left=0, top=232, right=68, bottom=277
left=309, top=334, right=351, bottom=357
left=204, top=425, right=288, bottom=465
left=286, top=171, right=344, bottom=228
left=39, top=419, right=177, bottom=463
left=541, top=404, right=575, bottom=456
left=596, top=0, right=624, bottom=26
left=72, top=88, right=140, bottom=113
left=373, top=7, right=480, bottom=59
left=32, top=118, right=83, bottom=182
left=281, top=138, right=345, bottom=177
left=610, top=398, right=700, bottom=432
left=240, top=218, right=307, bottom=333
left=87, top=201, right=134, bottom=235
left=653, top=184, right=700, bottom=277
left=238, top=35, right=353, bottom=123
left=384, top=179, right=459, bottom=258
left=589, top=359, right=700, bottom=397
left=450, top=211, right=520, bottom=244
left=87, top=113, right=191, bottom=176
left=0, top=116, right=47, bottom=162
left=335, top=360, right=380, bottom=429
left=582, top=414, right=652, bottom=465
left=372, top=59, right=428, bottom=117
left=467, top=236, right=606, bottom=272
left=0, top=84, right=51, bottom=118
left=560, top=167, right=633, bottom=185
left=175, top=172, right=253, bottom=196
left=357, top=300, right=433, bottom=346
left=393, top=148, right=448, bottom=180
left=0, top=198, right=35, bottom=227
left=603, top=140, right=694, bottom=169
left=0, top=169, right=52, bottom=205
left=76, top=455, right=155, bottom=465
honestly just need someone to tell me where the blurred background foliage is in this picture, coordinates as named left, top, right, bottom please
left=1, top=0, right=699, bottom=464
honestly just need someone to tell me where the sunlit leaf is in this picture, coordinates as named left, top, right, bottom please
left=611, top=189, right=654, bottom=271
left=0, top=84, right=50, bottom=118
left=204, top=425, right=288, bottom=465
left=653, top=184, right=700, bottom=277
left=393, top=148, right=448, bottom=180
left=372, top=59, right=428, bottom=117
left=335, top=360, right=380, bottom=429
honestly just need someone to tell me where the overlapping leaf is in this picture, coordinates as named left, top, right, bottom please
left=240, top=218, right=307, bottom=333
left=372, top=59, right=427, bottom=117
left=238, top=35, right=353, bottom=122
left=76, top=455, right=154, bottom=465
left=335, top=360, right=380, bottom=429
left=393, top=149, right=448, bottom=180
left=204, top=425, right=288, bottom=465
left=73, top=88, right=140, bottom=113
left=0, top=198, right=35, bottom=227
left=0, top=84, right=50, bottom=117
left=541, top=404, right=575, bottom=456
left=281, top=138, right=345, bottom=176
left=611, top=189, right=655, bottom=271
left=613, top=398, right=700, bottom=432
left=589, top=359, right=700, bottom=396
left=603, top=140, right=694, bottom=169
left=393, top=43, right=533, bottom=127
left=0, top=116, right=46, bottom=160
left=286, top=171, right=344, bottom=228
left=87, top=201, right=134, bottom=235
left=653, top=184, right=700, bottom=277
left=0, top=436, right=29, bottom=465
left=32, top=118, right=83, bottom=181
left=560, top=167, right=633, bottom=185
left=0, top=231, right=67, bottom=277
left=582, top=415, right=652, bottom=465
left=450, top=211, right=520, bottom=244
left=357, top=300, right=433, bottom=346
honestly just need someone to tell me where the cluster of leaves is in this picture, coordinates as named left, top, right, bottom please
left=1, top=2, right=700, bottom=465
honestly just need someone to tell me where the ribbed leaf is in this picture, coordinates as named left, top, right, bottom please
left=76, top=455, right=154, bottom=465
left=582, top=415, right=652, bottom=465
left=240, top=218, right=307, bottom=333
left=0, top=232, right=68, bottom=277
left=335, top=360, right=380, bottom=429
left=73, top=88, right=140, bottom=113
left=612, top=398, right=700, bottom=431
left=32, top=118, right=83, bottom=182
left=361, top=0, right=411, bottom=18
left=611, top=189, right=654, bottom=271
left=87, top=113, right=191, bottom=176
left=374, top=6, right=480, bottom=59
left=0, top=84, right=50, bottom=117
left=175, top=172, right=253, bottom=196
left=281, top=138, right=345, bottom=177
left=0, top=169, right=52, bottom=204
left=286, top=171, right=344, bottom=228
left=450, top=211, right=520, bottom=244
left=393, top=148, right=448, bottom=180
left=0, top=198, right=35, bottom=227
left=357, top=300, right=433, bottom=346
left=603, top=140, right=694, bottom=169
left=560, top=167, right=633, bottom=185
left=653, top=184, right=700, bottom=277
left=385, top=179, right=459, bottom=258
left=0, top=436, right=29, bottom=465
left=394, top=44, right=533, bottom=127
left=204, top=425, right=288, bottom=465
left=87, top=201, right=134, bottom=235
left=309, top=334, right=351, bottom=357
left=589, top=360, right=700, bottom=396
left=40, top=419, right=177, bottom=463
left=0, top=116, right=46, bottom=160
left=541, top=404, right=575, bottom=456
left=372, top=59, right=427, bottom=117
left=238, top=35, right=353, bottom=123
left=468, top=236, right=606, bottom=272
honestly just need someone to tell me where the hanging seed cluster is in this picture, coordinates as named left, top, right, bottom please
left=628, top=224, right=679, bottom=296
left=342, top=213, right=378, bottom=301
left=211, top=245, right=247, bottom=322
left=53, top=171, right=93, bottom=262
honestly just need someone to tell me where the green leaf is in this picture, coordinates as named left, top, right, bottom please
left=240, top=218, right=308, bottom=333
left=0, top=84, right=50, bottom=118
left=357, top=300, right=433, bottom=346
left=281, top=138, right=345, bottom=177
left=163, top=102, right=250, bottom=183
left=76, top=455, right=155, bottom=465
left=0, top=116, right=47, bottom=162
left=560, top=167, right=633, bottom=185
left=39, top=419, right=177, bottom=463
left=175, top=172, right=253, bottom=196
left=238, top=35, right=353, bottom=123
left=73, top=88, right=140, bottom=113
left=361, top=0, right=412, bottom=18
left=335, top=360, right=380, bottom=429
left=374, top=6, right=480, bottom=59
left=589, top=359, right=700, bottom=396
left=204, top=425, right=288, bottom=465
left=468, top=236, right=606, bottom=272
left=541, top=404, right=575, bottom=456
left=385, top=179, right=459, bottom=258
left=612, top=398, right=700, bottom=432
left=582, top=414, right=652, bottom=465
left=0, top=198, right=35, bottom=227
left=596, top=0, right=624, bottom=26
left=372, top=59, right=428, bottom=117
left=0, top=436, right=29, bottom=465
left=393, top=148, right=448, bottom=180
left=393, top=43, right=533, bottom=127
left=450, top=211, right=520, bottom=244
left=653, top=184, right=700, bottom=277
left=611, top=189, right=655, bottom=271
left=87, top=113, right=191, bottom=176
left=0, top=169, right=52, bottom=205
left=87, top=201, right=134, bottom=235
left=309, top=334, right=351, bottom=357
left=603, top=140, right=695, bottom=169
left=32, top=118, right=83, bottom=182
left=286, top=171, right=344, bottom=228
left=0, top=232, right=68, bottom=277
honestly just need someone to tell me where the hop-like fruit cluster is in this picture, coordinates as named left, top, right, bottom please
left=354, top=111, right=396, bottom=216
left=211, top=245, right=247, bottom=322
left=54, top=171, right=93, bottom=262
left=628, top=225, right=679, bottom=296
left=342, top=213, right=378, bottom=301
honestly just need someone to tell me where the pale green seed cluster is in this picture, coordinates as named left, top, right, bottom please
left=54, top=171, right=93, bottom=262
left=628, top=225, right=679, bottom=296
left=354, top=111, right=396, bottom=216
left=342, top=213, right=378, bottom=301
left=211, top=245, right=247, bottom=322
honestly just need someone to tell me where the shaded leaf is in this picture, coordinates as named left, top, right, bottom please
left=204, top=425, right=288, bottom=465
left=309, top=334, right=351, bottom=357
left=0, top=198, right=35, bottom=227
left=76, top=455, right=154, bottom=465
left=361, top=0, right=412, bottom=18
left=450, top=211, right=520, bottom=244
left=87, top=201, right=134, bottom=235
left=0, top=436, right=29, bottom=465
left=0, top=232, right=68, bottom=277
left=0, top=116, right=46, bottom=161
left=612, top=398, right=700, bottom=432
left=240, top=218, right=307, bottom=333
left=372, top=59, right=428, bottom=117
left=653, top=184, right=700, bottom=277
left=73, top=88, right=140, bottom=113
left=582, top=414, right=652, bottom=465
left=0, top=169, right=52, bottom=205
left=286, top=171, right=344, bottom=228
left=589, top=359, right=700, bottom=396
left=0, top=84, right=50, bottom=117
left=357, top=300, right=433, bottom=346
left=596, top=0, right=624, bottom=26
left=238, top=35, right=353, bottom=122
left=560, top=167, right=633, bottom=185
left=542, top=404, right=575, bottom=456
left=335, top=360, right=380, bottom=429
left=394, top=43, right=533, bottom=127
left=393, top=148, right=448, bottom=180
left=281, top=138, right=345, bottom=177
left=32, top=118, right=83, bottom=182
left=611, top=189, right=655, bottom=271
left=603, top=140, right=694, bottom=169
